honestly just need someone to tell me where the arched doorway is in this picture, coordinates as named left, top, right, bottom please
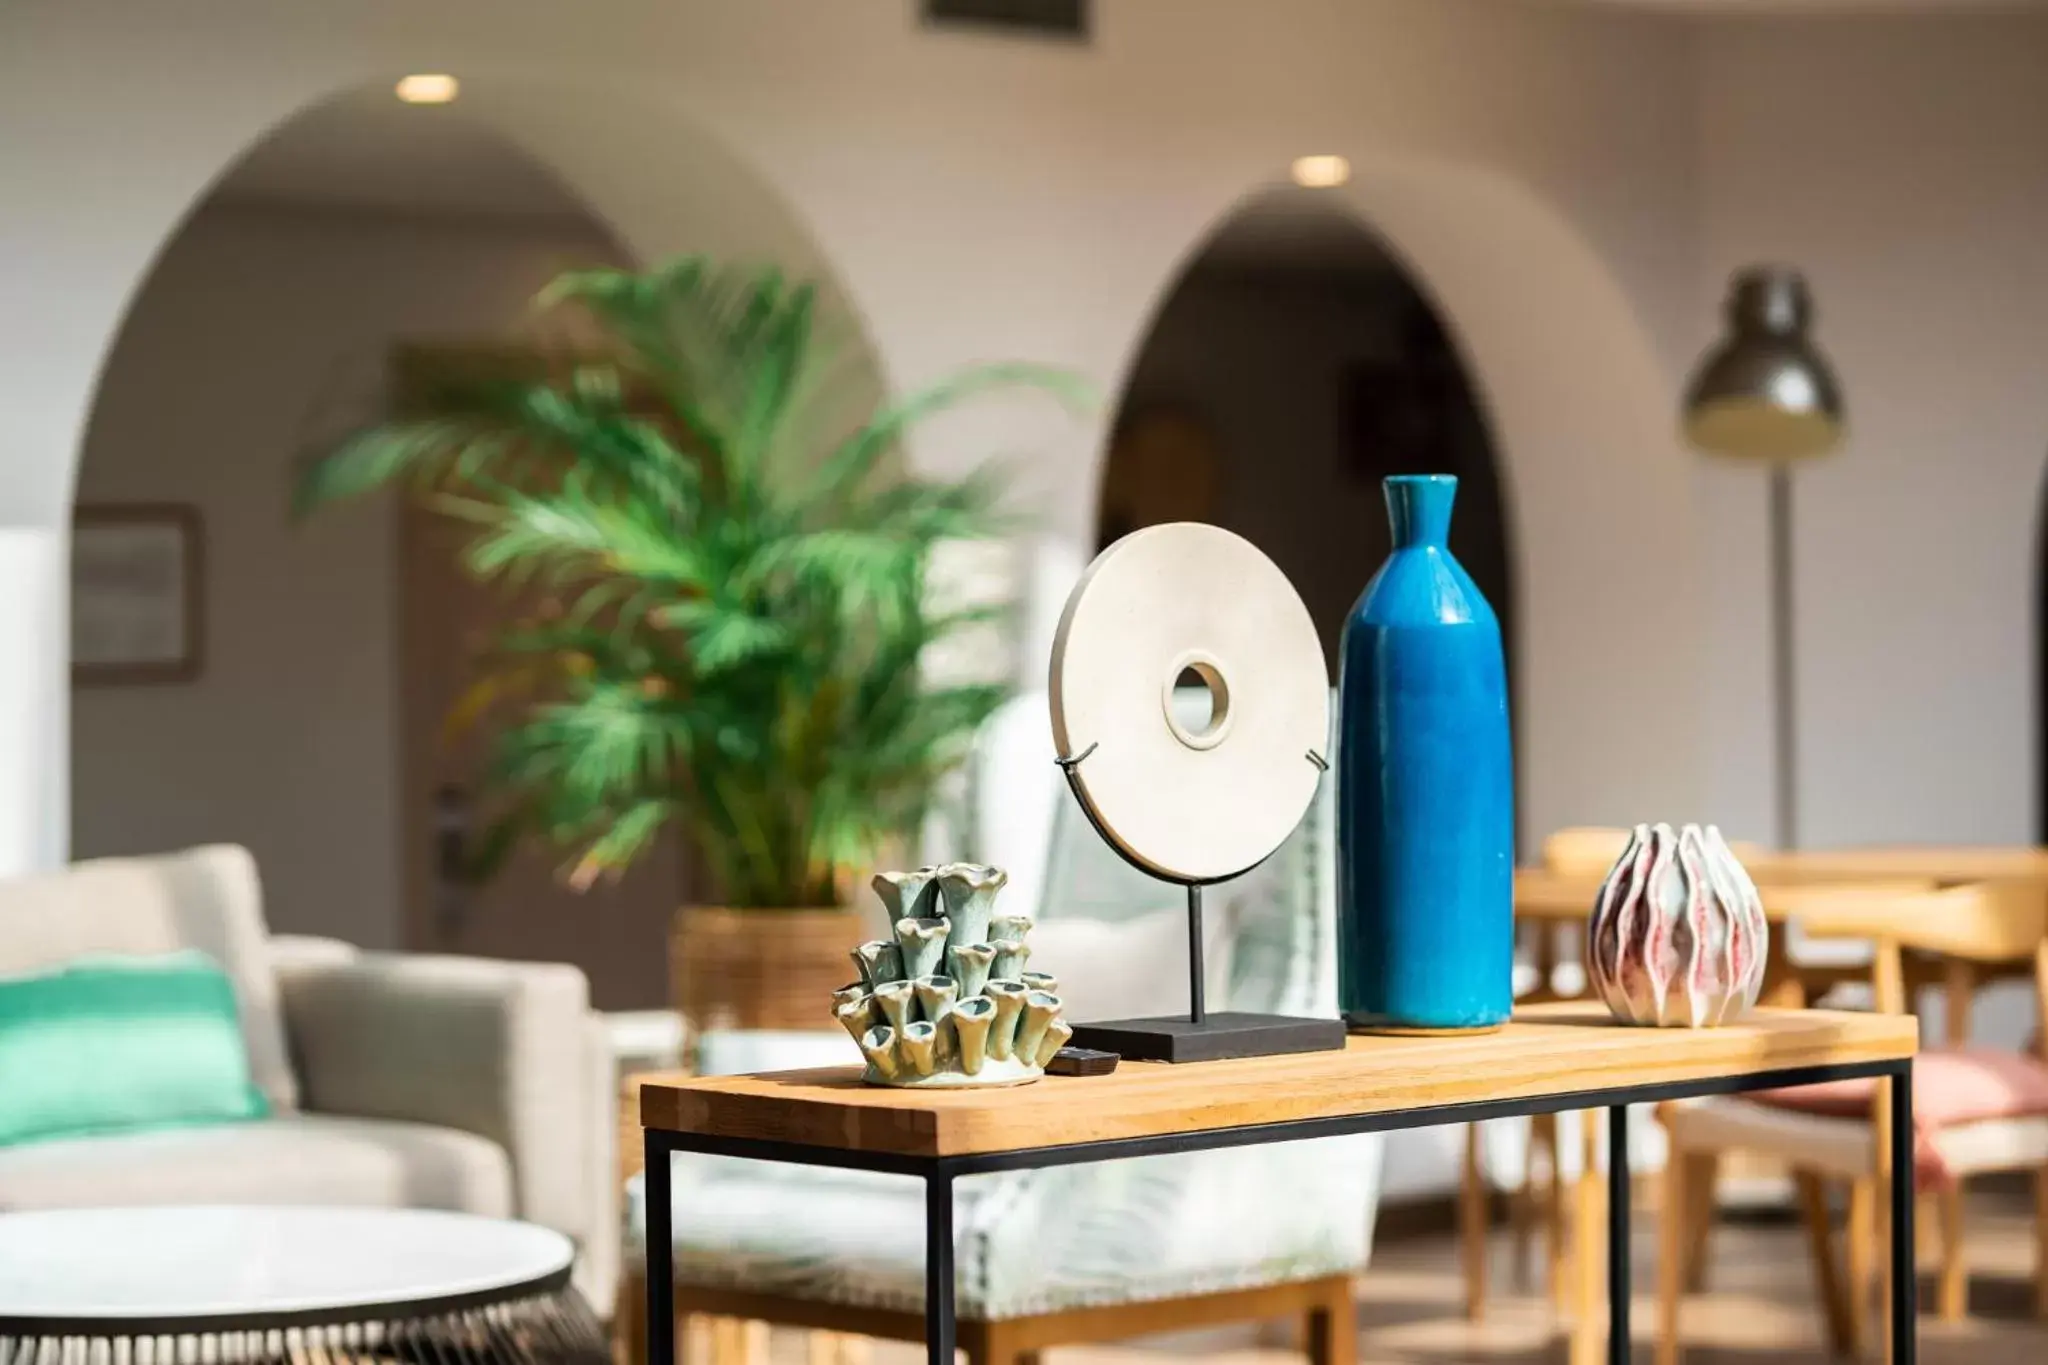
left=65, top=85, right=890, bottom=1006
left=1098, top=186, right=1514, bottom=687
left=1088, top=163, right=1695, bottom=847
left=0, top=63, right=891, bottom=882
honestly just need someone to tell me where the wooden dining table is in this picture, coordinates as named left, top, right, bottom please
left=1504, top=844, right=2048, bottom=1365
left=1513, top=861, right=1940, bottom=1007
left=1517, top=845, right=2048, bottom=1005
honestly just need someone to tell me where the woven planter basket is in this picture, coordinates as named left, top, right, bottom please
left=670, top=905, right=867, bottom=1038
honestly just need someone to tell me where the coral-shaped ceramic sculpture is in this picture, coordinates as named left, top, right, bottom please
left=1587, top=823, right=1768, bottom=1028
left=835, top=863, right=1071, bottom=1087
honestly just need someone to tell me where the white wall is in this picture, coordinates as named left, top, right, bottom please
left=0, top=0, right=1708, bottom=881
left=72, top=200, right=623, bottom=945
left=1697, top=12, right=2048, bottom=850
left=37, top=0, right=2035, bottom=1206
left=1688, top=11, right=2048, bottom=1058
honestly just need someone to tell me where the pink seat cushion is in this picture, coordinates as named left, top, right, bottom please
left=1747, top=1046, right=2048, bottom=1185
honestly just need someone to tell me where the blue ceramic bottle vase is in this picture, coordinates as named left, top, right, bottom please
left=1336, top=474, right=1514, bottom=1033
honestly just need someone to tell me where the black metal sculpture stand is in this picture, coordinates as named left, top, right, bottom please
left=1052, top=741, right=1346, bottom=1062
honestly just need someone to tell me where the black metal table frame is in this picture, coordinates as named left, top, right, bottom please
left=645, top=1057, right=1915, bottom=1365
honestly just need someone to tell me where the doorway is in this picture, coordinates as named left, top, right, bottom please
left=1099, top=186, right=1515, bottom=683
left=68, top=88, right=679, bottom=1006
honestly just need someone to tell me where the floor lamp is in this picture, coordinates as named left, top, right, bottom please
left=1682, top=266, right=1845, bottom=850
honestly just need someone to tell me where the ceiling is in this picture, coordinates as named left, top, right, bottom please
left=214, top=89, right=592, bottom=223
left=1576, top=0, right=2043, bottom=7
left=218, top=93, right=1398, bottom=276
left=217, top=0, right=2035, bottom=230
left=1618, top=1, right=2042, bottom=6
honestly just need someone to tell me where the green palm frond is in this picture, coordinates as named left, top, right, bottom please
left=299, top=254, right=1086, bottom=907
left=461, top=483, right=711, bottom=588
left=806, top=363, right=1094, bottom=512
left=656, top=599, right=794, bottom=675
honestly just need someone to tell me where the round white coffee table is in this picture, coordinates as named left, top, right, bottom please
left=0, top=1206, right=606, bottom=1360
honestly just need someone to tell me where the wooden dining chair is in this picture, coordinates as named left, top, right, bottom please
left=1465, top=825, right=1834, bottom=1365
left=1655, top=880, right=2048, bottom=1365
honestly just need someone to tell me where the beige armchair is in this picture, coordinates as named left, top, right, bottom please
left=0, top=844, right=619, bottom=1305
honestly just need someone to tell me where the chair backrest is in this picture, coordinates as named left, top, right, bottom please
left=1791, top=879, right=2048, bottom=967
left=1540, top=827, right=1632, bottom=875
left=1541, top=824, right=1766, bottom=876
left=965, top=692, right=1064, bottom=930
left=1792, top=879, right=2048, bottom=1055
left=1032, top=693, right=1336, bottom=1018
left=0, top=844, right=298, bottom=1109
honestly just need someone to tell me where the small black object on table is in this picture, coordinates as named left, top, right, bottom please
left=1044, top=1045, right=1118, bottom=1076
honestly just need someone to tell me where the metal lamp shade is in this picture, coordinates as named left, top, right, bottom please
left=1682, top=266, right=1845, bottom=463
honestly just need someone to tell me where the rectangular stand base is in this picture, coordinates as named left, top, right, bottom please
left=1069, top=1012, right=1347, bottom=1063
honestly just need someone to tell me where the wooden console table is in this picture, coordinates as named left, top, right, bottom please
left=640, top=1002, right=1921, bottom=1365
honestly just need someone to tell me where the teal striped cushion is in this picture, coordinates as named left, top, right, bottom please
left=0, top=950, right=268, bottom=1146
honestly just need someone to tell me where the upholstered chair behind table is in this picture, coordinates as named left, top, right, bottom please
left=623, top=692, right=1383, bottom=1365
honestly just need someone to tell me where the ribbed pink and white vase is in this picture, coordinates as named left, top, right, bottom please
left=1587, top=823, right=1767, bottom=1028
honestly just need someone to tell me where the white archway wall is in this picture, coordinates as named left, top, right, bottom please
left=58, top=78, right=901, bottom=946
left=71, top=197, right=633, bottom=948
left=4, top=0, right=1715, bottom=875
left=1342, top=167, right=1704, bottom=837
left=1082, top=164, right=1703, bottom=845
left=467, top=85, right=893, bottom=432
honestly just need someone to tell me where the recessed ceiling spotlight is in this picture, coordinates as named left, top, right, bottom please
left=1290, top=154, right=1350, bottom=189
left=395, top=73, right=460, bottom=105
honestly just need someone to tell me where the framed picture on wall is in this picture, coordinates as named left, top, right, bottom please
left=71, top=504, right=204, bottom=686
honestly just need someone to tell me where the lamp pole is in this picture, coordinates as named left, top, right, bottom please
left=1682, top=266, right=1843, bottom=851
left=1768, top=464, right=1797, bottom=849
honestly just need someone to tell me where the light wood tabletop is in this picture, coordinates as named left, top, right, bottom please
left=638, top=1002, right=1916, bottom=1159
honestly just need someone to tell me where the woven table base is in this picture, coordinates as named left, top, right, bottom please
left=2, top=1288, right=608, bottom=1365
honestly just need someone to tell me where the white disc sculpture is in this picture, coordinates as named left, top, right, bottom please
left=1049, top=522, right=1329, bottom=883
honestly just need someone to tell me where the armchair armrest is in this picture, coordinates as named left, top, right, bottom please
left=276, top=951, right=616, bottom=1300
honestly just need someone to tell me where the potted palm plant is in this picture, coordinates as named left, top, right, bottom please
left=300, top=256, right=1082, bottom=1033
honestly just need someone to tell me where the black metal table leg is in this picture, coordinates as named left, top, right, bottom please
left=646, top=1132, right=675, bottom=1365
left=1608, top=1106, right=1631, bottom=1365
left=1890, top=1062, right=1917, bottom=1365
left=926, top=1172, right=956, bottom=1365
